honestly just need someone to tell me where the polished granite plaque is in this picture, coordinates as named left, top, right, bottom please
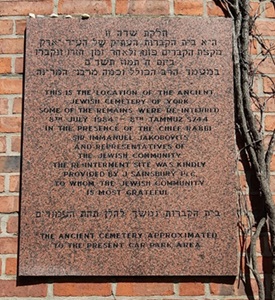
left=19, top=17, right=237, bottom=276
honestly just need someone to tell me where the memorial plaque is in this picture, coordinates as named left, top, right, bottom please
left=19, top=17, right=237, bottom=276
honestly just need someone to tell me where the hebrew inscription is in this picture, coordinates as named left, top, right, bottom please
left=19, top=18, right=237, bottom=276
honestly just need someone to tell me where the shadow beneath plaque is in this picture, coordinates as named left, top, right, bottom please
left=17, top=275, right=236, bottom=286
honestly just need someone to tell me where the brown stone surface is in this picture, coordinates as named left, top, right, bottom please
left=19, top=17, right=237, bottom=276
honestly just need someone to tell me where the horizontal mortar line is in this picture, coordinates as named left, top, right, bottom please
left=0, top=192, right=20, bottom=196
left=0, top=54, right=23, bottom=58
left=1, top=173, right=20, bottom=175
left=257, top=37, right=275, bottom=40
left=0, top=190, right=20, bottom=194
left=0, top=35, right=24, bottom=38
left=0, top=16, right=28, bottom=20
left=1, top=133, right=21, bottom=135
left=0, top=97, right=22, bottom=100
left=0, top=214, right=18, bottom=219
left=0, top=276, right=17, bottom=280
left=0, top=214, right=19, bottom=222
left=257, top=94, right=275, bottom=98
left=0, top=133, right=21, bottom=137
left=2, top=192, right=19, bottom=195
left=0, top=277, right=17, bottom=282
left=255, top=73, right=275, bottom=77
left=0, top=35, right=24, bottom=39
left=0, top=73, right=23, bottom=77
left=255, top=34, right=275, bottom=37
left=257, top=16, right=273, bottom=21
left=0, top=113, right=22, bottom=117
left=0, top=154, right=21, bottom=158
left=0, top=254, right=17, bottom=258
left=0, top=235, right=18, bottom=239
left=0, top=211, right=18, bottom=215
left=1, top=74, right=23, bottom=77
left=257, top=74, right=275, bottom=77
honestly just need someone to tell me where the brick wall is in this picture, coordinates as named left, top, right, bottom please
left=0, top=0, right=274, bottom=299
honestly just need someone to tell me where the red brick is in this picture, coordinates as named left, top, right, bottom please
left=0, top=38, right=24, bottom=54
left=250, top=2, right=262, bottom=17
left=179, top=282, right=204, bottom=296
left=175, top=0, right=203, bottom=16
left=0, top=237, right=17, bottom=254
left=265, top=115, right=275, bottom=131
left=271, top=175, right=275, bottom=193
left=239, top=174, right=248, bottom=191
left=0, top=136, right=6, bottom=153
left=13, top=97, right=22, bottom=114
left=0, top=176, right=4, bottom=192
left=11, top=135, right=21, bottom=152
left=54, top=283, right=111, bottom=296
left=263, top=76, right=275, bottom=94
left=264, top=134, right=274, bottom=150
left=210, top=282, right=234, bottom=295
left=116, top=283, right=174, bottom=296
left=0, top=57, right=11, bottom=74
left=9, top=175, right=19, bottom=192
left=0, top=1, right=52, bottom=16
left=0, top=20, right=13, bottom=35
left=15, top=57, right=24, bottom=74
left=207, top=0, right=225, bottom=16
left=7, top=216, right=18, bottom=234
left=116, top=0, right=169, bottom=15
left=233, top=279, right=253, bottom=296
left=260, top=39, right=275, bottom=56
left=0, top=156, right=20, bottom=172
left=58, top=0, right=111, bottom=14
left=0, top=116, right=21, bottom=133
left=6, top=257, right=17, bottom=275
left=266, top=3, right=275, bottom=18
left=0, top=280, right=47, bottom=297
left=260, top=97, right=275, bottom=112
left=0, top=98, right=9, bottom=115
left=250, top=39, right=258, bottom=55
left=255, top=20, right=275, bottom=36
left=237, top=159, right=244, bottom=171
left=0, top=196, right=19, bottom=213
left=15, top=19, right=26, bottom=35
left=256, top=58, right=275, bottom=74
left=0, top=78, right=22, bottom=94
left=252, top=74, right=260, bottom=95
left=271, top=154, right=275, bottom=171
left=0, top=259, right=1, bottom=274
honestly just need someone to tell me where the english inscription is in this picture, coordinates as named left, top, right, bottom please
left=19, top=18, right=237, bottom=276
